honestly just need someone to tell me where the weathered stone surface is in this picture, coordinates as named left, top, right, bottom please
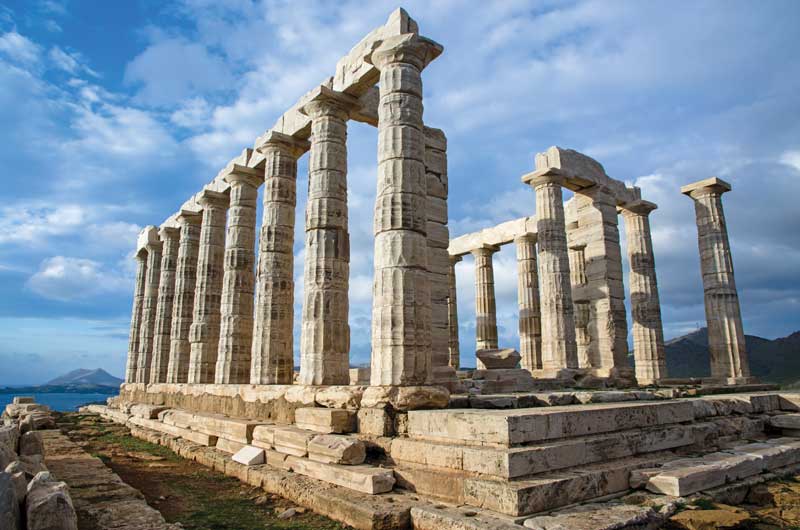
left=0, top=425, right=19, bottom=453
left=128, top=416, right=218, bottom=446
left=308, top=434, right=366, bottom=465
left=19, top=431, right=44, bottom=456
left=251, top=425, right=276, bottom=449
left=26, top=472, right=78, bottom=530
left=315, top=386, right=364, bottom=409
left=523, top=502, right=660, bottom=530
left=668, top=503, right=751, bottom=530
left=288, top=456, right=395, bottom=494
left=232, top=445, right=266, bottom=466
left=273, top=426, right=316, bottom=457
left=1, top=472, right=21, bottom=530
left=361, top=385, right=450, bottom=411
left=130, top=403, right=169, bottom=419
left=213, top=437, right=247, bottom=454
left=125, top=252, right=147, bottom=383
left=149, top=226, right=180, bottom=384
left=472, top=246, right=500, bottom=363
left=135, top=238, right=162, bottom=383
left=12, top=397, right=34, bottom=405
left=411, top=505, right=522, bottom=530
left=770, top=414, right=800, bottom=430
left=0, top=444, right=16, bottom=470
left=646, top=452, right=765, bottom=496
left=349, top=368, right=370, bottom=385
left=476, top=348, right=521, bottom=369
left=516, top=235, right=542, bottom=372
left=295, top=408, right=356, bottom=434
left=357, top=408, right=394, bottom=436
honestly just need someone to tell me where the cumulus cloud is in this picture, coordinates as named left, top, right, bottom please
left=26, top=256, right=131, bottom=301
left=0, top=204, right=86, bottom=245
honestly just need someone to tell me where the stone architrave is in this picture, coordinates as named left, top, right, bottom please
left=188, top=190, right=229, bottom=384
left=472, top=244, right=500, bottom=370
left=522, top=172, right=579, bottom=374
left=250, top=132, right=309, bottom=385
left=367, top=33, right=443, bottom=386
left=215, top=166, right=262, bottom=384
left=682, top=177, right=750, bottom=382
left=149, top=226, right=180, bottom=384
left=166, top=211, right=202, bottom=384
left=447, top=255, right=461, bottom=370
left=621, top=200, right=667, bottom=384
left=516, top=234, right=542, bottom=372
left=298, top=88, right=358, bottom=386
left=125, top=251, right=147, bottom=383
left=135, top=236, right=162, bottom=384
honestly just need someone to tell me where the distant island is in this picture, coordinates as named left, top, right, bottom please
left=0, top=368, right=123, bottom=394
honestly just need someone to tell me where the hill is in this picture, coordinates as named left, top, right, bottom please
left=45, top=368, right=123, bottom=388
left=665, top=328, right=800, bottom=384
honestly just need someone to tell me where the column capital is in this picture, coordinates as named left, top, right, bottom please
left=158, top=226, right=181, bottom=241
left=621, top=199, right=657, bottom=217
left=144, top=240, right=162, bottom=252
left=470, top=244, right=500, bottom=258
left=134, top=249, right=148, bottom=262
left=681, top=177, right=731, bottom=199
left=449, top=254, right=463, bottom=264
left=223, top=163, right=263, bottom=189
left=255, top=130, right=309, bottom=159
left=367, top=33, right=443, bottom=70
left=514, top=233, right=537, bottom=245
left=176, top=210, right=202, bottom=226
left=197, top=189, right=229, bottom=210
left=299, top=86, right=360, bottom=120
left=521, top=168, right=569, bottom=189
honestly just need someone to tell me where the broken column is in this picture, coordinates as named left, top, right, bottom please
left=447, top=255, right=461, bottom=370
left=125, top=251, right=148, bottom=383
left=522, top=171, right=579, bottom=376
left=166, top=211, right=202, bottom=384
left=682, top=177, right=750, bottom=383
left=215, top=165, right=261, bottom=384
left=621, top=200, right=667, bottom=384
left=250, top=132, right=308, bottom=384
left=368, top=33, right=442, bottom=386
left=472, top=244, right=500, bottom=369
left=298, top=88, right=357, bottom=386
left=188, top=190, right=229, bottom=384
left=135, top=230, right=162, bottom=384
left=516, top=234, right=542, bottom=372
left=149, top=226, right=180, bottom=384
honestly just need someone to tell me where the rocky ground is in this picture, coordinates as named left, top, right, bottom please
left=56, top=411, right=348, bottom=530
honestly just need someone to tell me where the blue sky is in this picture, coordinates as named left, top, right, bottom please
left=0, top=0, right=798, bottom=385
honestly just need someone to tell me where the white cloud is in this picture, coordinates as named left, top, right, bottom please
left=0, top=204, right=86, bottom=245
left=27, top=256, right=131, bottom=301
left=0, top=31, right=41, bottom=65
left=48, top=46, right=99, bottom=77
left=780, top=150, right=800, bottom=173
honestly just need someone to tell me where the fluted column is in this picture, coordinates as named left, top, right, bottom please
left=136, top=238, right=162, bottom=383
left=250, top=132, right=308, bottom=384
left=149, top=226, right=180, bottom=384
left=188, top=190, right=229, bottom=384
left=522, top=172, right=579, bottom=373
left=621, top=200, right=667, bottom=384
left=214, top=167, right=261, bottom=384
left=516, top=234, right=542, bottom=372
left=368, top=33, right=443, bottom=386
left=682, top=177, right=750, bottom=382
left=166, top=211, right=201, bottom=384
left=472, top=245, right=500, bottom=359
left=125, top=251, right=147, bottom=383
left=447, top=255, right=461, bottom=370
left=298, top=88, right=357, bottom=386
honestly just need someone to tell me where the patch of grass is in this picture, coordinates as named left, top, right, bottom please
left=93, top=431, right=179, bottom=460
left=690, top=498, right=716, bottom=510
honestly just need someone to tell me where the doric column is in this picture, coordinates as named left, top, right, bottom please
left=472, top=245, right=500, bottom=364
left=368, top=33, right=443, bottom=386
left=447, top=255, right=461, bottom=370
left=621, top=200, right=667, bottom=384
left=250, top=132, right=308, bottom=385
left=187, top=190, right=229, bottom=384
left=149, top=226, right=180, bottom=384
left=516, top=234, right=542, bottom=372
left=574, top=301, right=591, bottom=368
left=522, top=172, right=579, bottom=373
left=682, top=177, right=750, bottom=382
left=214, top=166, right=261, bottom=384
left=166, top=211, right=202, bottom=384
left=298, top=88, right=358, bottom=386
left=125, top=251, right=147, bottom=383
left=135, top=236, right=162, bottom=383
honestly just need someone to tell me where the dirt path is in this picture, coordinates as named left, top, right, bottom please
left=57, top=412, right=349, bottom=530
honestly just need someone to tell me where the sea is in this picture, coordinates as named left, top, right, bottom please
left=0, top=392, right=116, bottom=412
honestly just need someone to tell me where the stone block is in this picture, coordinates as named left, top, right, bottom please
left=349, top=368, right=370, bottom=385
left=732, top=441, right=800, bottom=470
left=189, top=413, right=262, bottom=443
left=26, top=472, right=78, bottom=530
left=215, top=437, right=247, bottom=454
left=523, top=502, right=659, bottom=530
left=12, top=397, right=34, bottom=405
left=646, top=452, right=765, bottom=496
left=273, top=426, right=316, bottom=457
left=308, top=435, right=366, bottom=465
left=129, top=404, right=169, bottom=420
left=0, top=425, right=19, bottom=453
left=476, top=349, right=521, bottom=369
left=295, top=408, right=356, bottom=434
left=770, top=414, right=800, bottom=430
left=127, top=416, right=218, bottom=446
left=265, top=449, right=292, bottom=470
left=0, top=444, right=16, bottom=470
left=357, top=408, right=394, bottom=436
left=159, top=409, right=195, bottom=429
left=288, top=457, right=395, bottom=494
left=315, top=386, right=364, bottom=409
left=232, top=445, right=265, bottom=466
left=251, top=425, right=276, bottom=449
left=19, top=431, right=44, bottom=456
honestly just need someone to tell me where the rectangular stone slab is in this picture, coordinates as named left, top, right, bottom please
left=287, top=456, right=395, bottom=494
left=646, top=452, right=765, bottom=496
left=407, top=401, right=695, bottom=447
left=732, top=441, right=800, bottom=470
left=273, top=426, right=316, bottom=457
left=232, top=445, right=265, bottom=466
left=130, top=404, right=169, bottom=419
left=770, top=414, right=800, bottom=429
left=126, top=416, right=217, bottom=446
left=295, top=408, right=356, bottom=434
left=216, top=437, right=247, bottom=454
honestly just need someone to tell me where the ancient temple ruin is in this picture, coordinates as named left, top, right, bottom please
left=92, top=9, right=800, bottom=530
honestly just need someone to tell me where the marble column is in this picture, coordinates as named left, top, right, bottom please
left=682, top=177, right=750, bottom=382
left=125, top=251, right=147, bottom=383
left=188, top=190, right=229, bottom=384
left=215, top=167, right=261, bottom=384
left=298, top=88, right=357, bottom=386
left=136, top=238, right=162, bottom=384
left=516, top=234, right=542, bottom=372
left=250, top=132, right=308, bottom=385
left=621, top=200, right=667, bottom=384
left=447, top=255, right=461, bottom=370
left=166, top=211, right=202, bottom=384
left=368, top=33, right=442, bottom=386
left=574, top=301, right=591, bottom=368
left=149, top=226, right=180, bottom=384
left=472, top=245, right=500, bottom=365
left=522, top=173, right=579, bottom=374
